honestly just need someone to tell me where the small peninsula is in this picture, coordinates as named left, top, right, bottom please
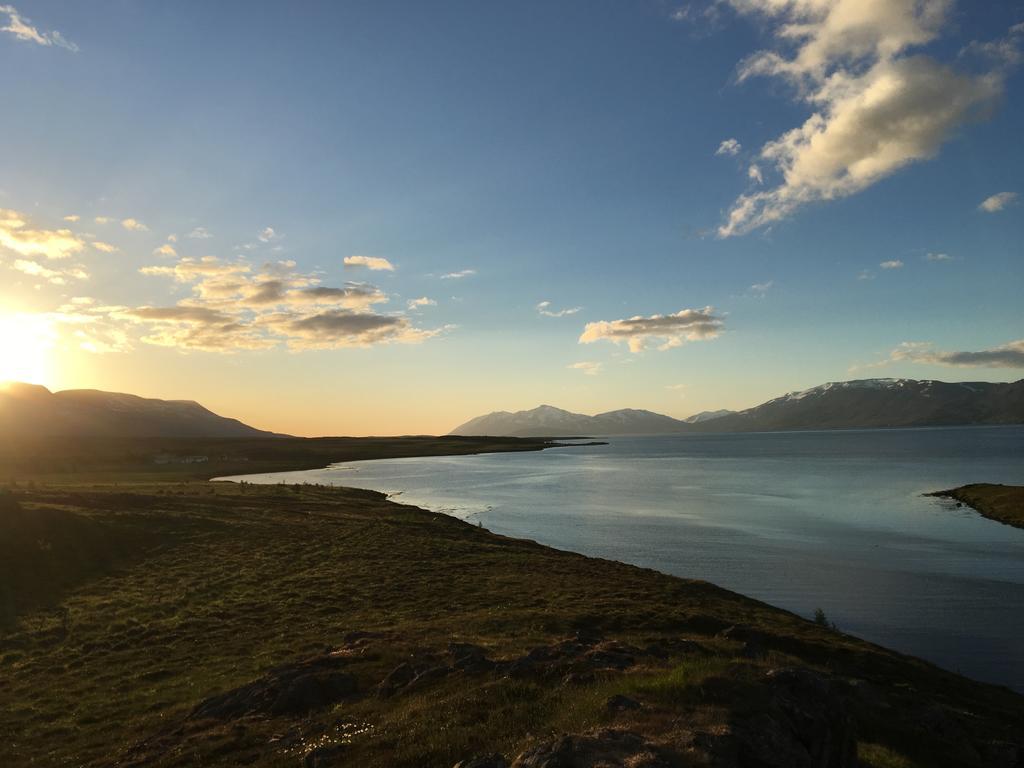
left=928, top=483, right=1024, bottom=530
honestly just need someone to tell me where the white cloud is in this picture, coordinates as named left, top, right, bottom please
left=978, top=191, right=1018, bottom=212
left=924, top=251, right=953, bottom=261
left=579, top=307, right=725, bottom=353
left=140, top=256, right=250, bottom=285
left=718, top=2, right=1017, bottom=236
left=258, top=227, right=277, bottom=242
left=153, top=244, right=177, bottom=258
left=441, top=269, right=476, bottom=279
left=266, top=311, right=444, bottom=351
left=128, top=254, right=440, bottom=353
left=568, top=361, right=602, bottom=376
left=887, top=339, right=1024, bottom=369
left=12, top=259, right=88, bottom=285
left=61, top=319, right=131, bottom=354
left=121, top=218, right=148, bottom=232
left=94, top=216, right=112, bottom=225
left=91, top=241, right=118, bottom=253
left=716, top=138, right=742, bottom=156
left=729, top=0, right=951, bottom=83
left=47, top=301, right=133, bottom=354
left=750, top=280, right=774, bottom=293
left=344, top=255, right=395, bottom=272
left=0, top=5, right=78, bottom=52
left=0, top=208, right=86, bottom=260
left=857, top=269, right=875, bottom=281
left=537, top=300, right=582, bottom=317
left=63, top=214, right=80, bottom=223
left=120, top=306, right=277, bottom=353
left=880, top=259, right=904, bottom=269
left=167, top=234, right=178, bottom=243
left=747, top=164, right=764, bottom=184
left=188, top=226, right=213, bottom=239
left=407, top=296, right=436, bottom=309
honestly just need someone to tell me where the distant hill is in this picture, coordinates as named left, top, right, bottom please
left=450, top=379, right=1024, bottom=436
left=449, top=404, right=691, bottom=437
left=448, top=405, right=688, bottom=436
left=0, top=383, right=281, bottom=438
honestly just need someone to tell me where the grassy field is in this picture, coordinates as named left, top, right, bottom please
left=1, top=443, right=1023, bottom=767
left=928, top=483, right=1024, bottom=529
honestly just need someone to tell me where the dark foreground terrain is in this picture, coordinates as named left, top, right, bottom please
left=928, top=484, right=1024, bottom=530
left=0, top=434, right=558, bottom=483
left=2, top=445, right=1024, bottom=767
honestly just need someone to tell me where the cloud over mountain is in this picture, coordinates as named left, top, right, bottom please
left=889, top=340, right=1024, bottom=369
left=579, top=307, right=725, bottom=352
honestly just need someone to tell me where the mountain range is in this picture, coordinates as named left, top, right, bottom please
left=0, top=383, right=279, bottom=439
left=450, top=378, right=1024, bottom=436
left=3, top=377, right=1022, bottom=440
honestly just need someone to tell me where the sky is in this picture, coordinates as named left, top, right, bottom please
left=0, top=0, right=1022, bottom=436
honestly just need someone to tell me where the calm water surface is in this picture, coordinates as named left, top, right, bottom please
left=222, top=426, right=1024, bottom=691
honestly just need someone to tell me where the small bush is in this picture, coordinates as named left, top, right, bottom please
left=813, top=607, right=839, bottom=631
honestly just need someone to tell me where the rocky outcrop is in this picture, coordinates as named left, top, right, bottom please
left=453, top=756, right=510, bottom=768
left=190, top=653, right=357, bottom=720
left=606, top=694, right=642, bottom=714
left=698, top=667, right=857, bottom=768
left=378, top=633, right=692, bottom=699
left=510, top=729, right=680, bottom=768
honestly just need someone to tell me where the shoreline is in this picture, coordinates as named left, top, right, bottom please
left=927, top=483, right=1024, bottom=530
left=215, top=443, right=1024, bottom=693
left=0, top=434, right=575, bottom=484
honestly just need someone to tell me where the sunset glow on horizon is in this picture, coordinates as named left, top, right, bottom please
left=0, top=313, right=57, bottom=387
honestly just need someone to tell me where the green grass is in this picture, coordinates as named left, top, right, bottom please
left=858, top=742, right=924, bottom=768
left=1, top=478, right=1023, bottom=766
left=624, top=657, right=735, bottom=705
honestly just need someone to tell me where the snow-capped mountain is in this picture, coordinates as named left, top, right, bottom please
left=450, top=378, right=1024, bottom=436
left=683, top=409, right=736, bottom=424
left=687, top=378, right=1024, bottom=433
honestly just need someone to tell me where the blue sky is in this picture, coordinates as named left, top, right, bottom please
left=0, top=1, right=1021, bottom=435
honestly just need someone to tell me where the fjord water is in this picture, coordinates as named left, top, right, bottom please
left=224, top=426, right=1024, bottom=691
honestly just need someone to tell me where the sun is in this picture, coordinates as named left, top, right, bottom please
left=0, top=313, right=57, bottom=386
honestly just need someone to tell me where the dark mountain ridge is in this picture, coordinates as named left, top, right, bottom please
left=0, top=382, right=280, bottom=438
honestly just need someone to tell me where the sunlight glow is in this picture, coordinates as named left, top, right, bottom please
left=0, top=313, right=57, bottom=386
